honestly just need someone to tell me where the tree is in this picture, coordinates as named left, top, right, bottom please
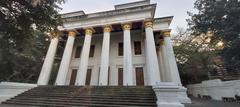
left=173, top=27, right=216, bottom=85
left=187, top=0, right=240, bottom=75
left=0, top=0, right=65, bottom=83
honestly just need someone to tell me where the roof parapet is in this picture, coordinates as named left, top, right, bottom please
left=61, top=11, right=85, bottom=18
left=115, top=0, right=150, bottom=10
left=154, top=16, right=173, bottom=23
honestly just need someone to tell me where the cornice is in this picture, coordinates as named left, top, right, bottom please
left=62, top=4, right=156, bottom=23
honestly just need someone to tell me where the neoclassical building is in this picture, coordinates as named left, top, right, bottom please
left=37, top=1, right=190, bottom=104
left=38, top=0, right=181, bottom=87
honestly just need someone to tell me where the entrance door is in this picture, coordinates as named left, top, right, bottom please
left=85, top=69, right=92, bottom=85
left=69, top=69, right=77, bottom=85
left=136, top=67, right=144, bottom=86
left=118, top=68, right=123, bottom=86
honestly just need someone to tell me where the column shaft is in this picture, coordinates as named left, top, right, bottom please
left=99, top=26, right=111, bottom=85
left=144, top=20, right=161, bottom=85
left=157, top=45, right=167, bottom=82
left=122, top=24, right=133, bottom=86
left=163, top=32, right=182, bottom=85
left=38, top=34, right=59, bottom=85
left=161, top=43, right=172, bottom=82
left=75, top=28, right=93, bottom=85
left=55, top=31, right=76, bottom=85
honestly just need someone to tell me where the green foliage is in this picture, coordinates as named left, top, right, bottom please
left=0, top=32, right=49, bottom=82
left=0, top=0, right=64, bottom=83
left=173, top=28, right=215, bottom=85
left=188, top=0, right=240, bottom=74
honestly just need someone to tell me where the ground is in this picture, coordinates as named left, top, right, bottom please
left=185, top=97, right=240, bottom=107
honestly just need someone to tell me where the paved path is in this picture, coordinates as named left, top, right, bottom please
left=185, top=97, right=240, bottom=107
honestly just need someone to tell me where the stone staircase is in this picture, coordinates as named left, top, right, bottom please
left=1, top=86, right=157, bottom=107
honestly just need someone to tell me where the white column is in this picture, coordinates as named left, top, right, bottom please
left=161, top=41, right=172, bottom=82
left=157, top=41, right=167, bottom=82
left=37, top=32, right=59, bottom=85
left=99, top=26, right=111, bottom=86
left=75, top=28, right=94, bottom=85
left=122, top=23, right=133, bottom=86
left=157, top=38, right=172, bottom=82
left=144, top=20, right=161, bottom=85
left=55, top=31, right=76, bottom=85
left=163, top=31, right=182, bottom=85
left=163, top=31, right=191, bottom=103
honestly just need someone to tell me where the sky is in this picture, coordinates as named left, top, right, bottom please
left=60, top=0, right=196, bottom=33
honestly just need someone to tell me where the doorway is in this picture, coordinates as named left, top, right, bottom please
left=69, top=69, right=77, bottom=85
left=136, top=67, right=144, bottom=86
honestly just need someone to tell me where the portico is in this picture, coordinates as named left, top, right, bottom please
left=38, top=0, right=184, bottom=86
left=36, top=0, right=191, bottom=105
left=39, top=19, right=177, bottom=86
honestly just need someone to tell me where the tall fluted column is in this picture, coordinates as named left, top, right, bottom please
left=99, top=26, right=111, bottom=86
left=157, top=39, right=167, bottom=82
left=55, top=31, right=76, bottom=85
left=163, top=31, right=191, bottom=103
left=122, top=23, right=133, bottom=86
left=163, top=31, right=182, bottom=85
left=38, top=32, right=59, bottom=85
left=75, top=28, right=94, bottom=85
left=144, top=20, right=161, bottom=85
left=160, top=38, right=172, bottom=82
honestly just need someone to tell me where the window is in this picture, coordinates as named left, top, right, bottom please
left=118, top=42, right=123, bottom=56
left=89, top=45, right=95, bottom=57
left=75, top=46, right=82, bottom=58
left=134, top=41, right=142, bottom=55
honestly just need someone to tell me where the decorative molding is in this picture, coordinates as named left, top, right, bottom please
left=49, top=31, right=60, bottom=39
left=144, top=20, right=153, bottom=28
left=103, top=25, right=112, bottom=33
left=163, top=31, right=171, bottom=37
left=68, top=30, right=77, bottom=37
left=122, top=23, right=131, bottom=30
left=85, top=28, right=94, bottom=36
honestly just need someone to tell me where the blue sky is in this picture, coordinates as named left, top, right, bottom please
left=60, top=0, right=196, bottom=33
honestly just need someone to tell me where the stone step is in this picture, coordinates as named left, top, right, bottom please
left=27, top=89, right=154, bottom=93
left=24, top=89, right=155, bottom=92
left=23, top=92, right=154, bottom=95
left=30, top=88, right=153, bottom=91
left=9, top=97, right=156, bottom=103
left=35, top=86, right=153, bottom=88
left=4, top=99, right=157, bottom=106
left=2, top=86, right=156, bottom=107
left=28, top=89, right=154, bottom=91
left=21, top=92, right=155, bottom=95
left=4, top=101, right=156, bottom=107
left=19, top=93, right=155, bottom=98
left=14, top=95, right=156, bottom=100
left=25, top=87, right=152, bottom=90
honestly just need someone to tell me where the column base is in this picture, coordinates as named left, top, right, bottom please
left=153, top=82, right=186, bottom=107
left=157, top=102, right=184, bottom=107
left=178, top=87, right=191, bottom=103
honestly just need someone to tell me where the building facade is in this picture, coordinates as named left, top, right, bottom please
left=38, top=0, right=181, bottom=88
left=37, top=1, right=192, bottom=105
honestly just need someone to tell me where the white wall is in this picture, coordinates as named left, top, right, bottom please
left=0, top=82, right=37, bottom=103
left=187, top=79, right=240, bottom=101
left=66, top=30, right=147, bottom=86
